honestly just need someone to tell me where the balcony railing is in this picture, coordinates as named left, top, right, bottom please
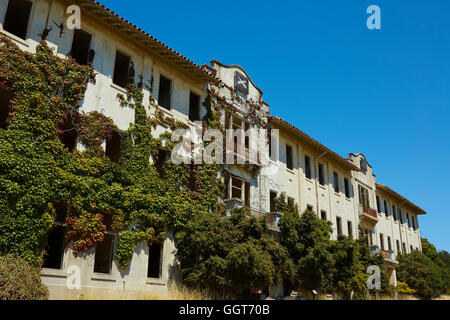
left=369, top=245, right=398, bottom=265
left=361, top=205, right=377, bottom=219
left=359, top=205, right=378, bottom=229
left=224, top=142, right=263, bottom=167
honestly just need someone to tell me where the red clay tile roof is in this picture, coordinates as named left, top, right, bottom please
left=375, top=183, right=427, bottom=215
left=268, top=116, right=360, bottom=172
left=71, top=0, right=214, bottom=82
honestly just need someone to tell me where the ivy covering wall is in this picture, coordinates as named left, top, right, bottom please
left=0, top=36, right=222, bottom=268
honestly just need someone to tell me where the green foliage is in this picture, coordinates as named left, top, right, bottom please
left=397, top=281, right=416, bottom=294
left=397, top=238, right=450, bottom=299
left=0, top=254, right=48, bottom=300
left=0, top=36, right=223, bottom=269
left=174, top=207, right=293, bottom=296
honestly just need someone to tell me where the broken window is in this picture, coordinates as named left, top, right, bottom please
left=321, top=210, right=327, bottom=221
left=105, top=130, right=122, bottom=163
left=244, top=181, right=250, bottom=207
left=347, top=221, right=353, bottom=239
left=318, top=163, right=325, bottom=186
left=70, top=29, right=92, bottom=65
left=113, top=51, right=130, bottom=88
left=269, top=191, right=277, bottom=212
left=188, top=92, right=200, bottom=121
left=43, top=202, right=67, bottom=269
left=223, top=171, right=230, bottom=199
left=147, top=242, right=163, bottom=278
left=333, top=172, right=339, bottom=193
left=58, top=111, right=78, bottom=152
left=286, top=145, right=293, bottom=170
left=344, top=178, right=351, bottom=198
left=307, top=204, right=314, bottom=212
left=358, top=185, right=370, bottom=207
left=0, top=86, right=13, bottom=129
left=336, top=217, right=342, bottom=236
left=94, top=214, right=115, bottom=274
left=158, top=75, right=171, bottom=110
left=3, top=0, right=32, bottom=40
left=304, top=156, right=311, bottom=179
left=384, top=200, right=389, bottom=217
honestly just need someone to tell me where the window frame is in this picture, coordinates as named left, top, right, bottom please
left=158, top=74, right=173, bottom=110
left=1, top=0, right=34, bottom=41
left=286, top=144, right=293, bottom=170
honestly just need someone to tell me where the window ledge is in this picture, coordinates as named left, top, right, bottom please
left=334, top=192, right=341, bottom=197
left=0, top=29, right=29, bottom=47
left=345, top=197, right=351, bottom=202
left=286, top=168, right=294, bottom=174
left=91, top=273, right=117, bottom=282
left=305, top=177, right=313, bottom=183
left=146, top=278, right=166, bottom=286
left=157, top=105, right=173, bottom=116
left=110, top=82, right=128, bottom=94
left=41, top=268, right=67, bottom=278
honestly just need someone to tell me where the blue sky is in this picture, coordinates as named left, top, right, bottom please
left=98, top=0, right=450, bottom=251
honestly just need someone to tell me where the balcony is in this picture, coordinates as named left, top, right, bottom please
left=267, top=212, right=283, bottom=233
left=359, top=205, right=378, bottom=229
left=370, top=245, right=398, bottom=266
left=224, top=142, right=263, bottom=170
left=224, top=198, right=243, bottom=215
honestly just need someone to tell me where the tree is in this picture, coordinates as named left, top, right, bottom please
left=280, top=209, right=334, bottom=293
left=174, top=207, right=293, bottom=297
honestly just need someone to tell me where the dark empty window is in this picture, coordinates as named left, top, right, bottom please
left=380, top=234, right=384, bottom=250
left=402, top=242, right=406, bottom=253
left=387, top=236, right=392, bottom=251
left=347, top=221, right=353, bottom=239
left=113, top=51, right=130, bottom=88
left=269, top=191, right=277, bottom=212
left=43, top=202, right=67, bottom=269
left=158, top=75, right=171, bottom=110
left=307, top=205, right=313, bottom=212
left=398, top=209, right=403, bottom=224
left=333, top=172, right=339, bottom=193
left=189, top=92, right=200, bottom=121
left=344, top=178, right=350, bottom=198
left=392, top=205, right=398, bottom=221
left=304, top=155, right=311, bottom=179
left=376, top=196, right=381, bottom=213
left=70, top=29, right=92, bottom=65
left=384, top=200, right=389, bottom=217
left=147, top=242, right=163, bottom=278
left=321, top=210, right=327, bottom=220
left=94, top=215, right=115, bottom=274
left=336, top=217, right=342, bottom=236
left=318, top=163, right=325, bottom=186
left=358, top=185, right=370, bottom=207
left=286, top=145, right=293, bottom=170
left=105, top=130, right=122, bottom=163
left=3, top=0, right=32, bottom=40
left=0, top=86, right=13, bottom=129
left=396, top=240, right=400, bottom=253
left=244, top=181, right=250, bottom=207
left=58, top=111, right=78, bottom=152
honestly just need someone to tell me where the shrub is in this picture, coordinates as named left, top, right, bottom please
left=0, top=254, right=48, bottom=300
left=397, top=281, right=416, bottom=294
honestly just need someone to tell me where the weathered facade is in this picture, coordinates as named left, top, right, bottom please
left=0, top=0, right=425, bottom=299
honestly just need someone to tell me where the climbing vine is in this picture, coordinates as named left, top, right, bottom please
left=0, top=35, right=224, bottom=268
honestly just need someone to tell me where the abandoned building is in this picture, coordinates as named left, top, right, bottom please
left=0, top=0, right=426, bottom=299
